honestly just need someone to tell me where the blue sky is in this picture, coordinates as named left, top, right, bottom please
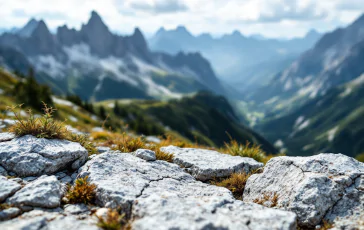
left=0, top=0, right=363, bottom=38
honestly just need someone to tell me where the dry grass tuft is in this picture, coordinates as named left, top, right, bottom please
left=66, top=176, right=97, bottom=204
left=7, top=104, right=97, bottom=155
left=213, top=172, right=250, bottom=199
left=150, top=145, right=174, bottom=162
left=253, top=192, right=279, bottom=207
left=223, top=139, right=267, bottom=163
left=97, top=209, right=130, bottom=230
left=8, top=104, right=68, bottom=139
left=0, top=203, right=12, bottom=211
left=116, top=133, right=146, bottom=153
left=318, top=220, right=334, bottom=230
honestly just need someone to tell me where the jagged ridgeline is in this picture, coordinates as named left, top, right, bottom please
left=0, top=11, right=225, bottom=101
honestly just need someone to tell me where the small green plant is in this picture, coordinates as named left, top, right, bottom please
left=7, top=104, right=97, bottom=155
left=213, top=172, right=250, bottom=199
left=97, top=209, right=130, bottom=230
left=223, top=139, right=267, bottom=163
left=65, top=176, right=96, bottom=204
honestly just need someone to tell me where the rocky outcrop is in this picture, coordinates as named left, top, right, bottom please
left=0, top=135, right=88, bottom=177
left=0, top=176, right=21, bottom=202
left=243, top=153, right=364, bottom=228
left=8, top=176, right=62, bottom=208
left=161, top=146, right=263, bottom=180
left=0, top=132, right=15, bottom=142
left=0, top=209, right=99, bottom=230
left=1, top=132, right=362, bottom=230
left=77, top=152, right=297, bottom=229
left=134, top=149, right=156, bottom=161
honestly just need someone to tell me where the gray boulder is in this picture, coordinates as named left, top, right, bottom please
left=133, top=180, right=297, bottom=230
left=0, top=175, right=21, bottom=202
left=0, top=209, right=99, bottom=230
left=77, top=152, right=194, bottom=215
left=0, top=207, right=21, bottom=221
left=78, top=152, right=297, bottom=229
left=243, top=153, right=364, bottom=228
left=0, top=135, right=88, bottom=177
left=8, top=175, right=62, bottom=208
left=160, top=146, right=263, bottom=180
left=134, top=149, right=156, bottom=161
left=0, top=166, right=8, bottom=176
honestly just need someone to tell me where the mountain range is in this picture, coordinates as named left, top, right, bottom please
left=253, top=13, right=364, bottom=158
left=0, top=11, right=225, bottom=101
left=250, top=13, right=364, bottom=116
left=148, top=26, right=321, bottom=91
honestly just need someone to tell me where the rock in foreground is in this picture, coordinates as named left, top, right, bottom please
left=8, top=175, right=62, bottom=208
left=78, top=152, right=297, bottom=230
left=160, top=146, right=263, bottom=180
left=0, top=135, right=88, bottom=177
left=243, top=153, right=364, bottom=228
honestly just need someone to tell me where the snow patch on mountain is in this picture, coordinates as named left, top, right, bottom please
left=31, top=55, right=66, bottom=78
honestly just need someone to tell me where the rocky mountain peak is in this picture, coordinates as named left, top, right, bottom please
left=31, top=20, right=51, bottom=37
left=17, top=18, right=40, bottom=38
left=82, top=10, right=110, bottom=35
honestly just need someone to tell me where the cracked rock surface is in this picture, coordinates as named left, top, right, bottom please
left=0, top=209, right=99, bottom=230
left=0, top=175, right=21, bottom=202
left=8, top=175, right=62, bottom=208
left=78, top=152, right=297, bottom=229
left=160, top=146, right=263, bottom=180
left=243, top=153, right=364, bottom=228
left=0, top=135, right=88, bottom=177
left=0, top=132, right=15, bottom=142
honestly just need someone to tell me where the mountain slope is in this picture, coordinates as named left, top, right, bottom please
left=101, top=91, right=277, bottom=153
left=149, top=27, right=321, bottom=91
left=257, top=74, right=364, bottom=158
left=250, top=13, right=364, bottom=115
left=0, top=11, right=225, bottom=101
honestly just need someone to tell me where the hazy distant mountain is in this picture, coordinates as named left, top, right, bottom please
left=17, top=18, right=40, bottom=38
left=250, top=13, right=364, bottom=115
left=0, top=11, right=225, bottom=101
left=258, top=73, right=364, bottom=158
left=148, top=27, right=321, bottom=91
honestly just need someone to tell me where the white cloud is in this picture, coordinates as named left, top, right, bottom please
left=0, top=0, right=362, bottom=38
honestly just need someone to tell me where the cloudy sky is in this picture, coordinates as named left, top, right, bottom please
left=0, top=0, right=363, bottom=38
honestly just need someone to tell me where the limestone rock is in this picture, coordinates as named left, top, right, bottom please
left=0, top=132, right=15, bottom=142
left=96, top=146, right=111, bottom=154
left=0, top=166, right=8, bottom=176
left=134, top=149, right=156, bottom=161
left=77, top=152, right=194, bottom=214
left=78, top=152, right=297, bottom=230
left=0, top=175, right=21, bottom=202
left=243, top=153, right=364, bottom=228
left=0, top=207, right=21, bottom=221
left=8, top=175, right=62, bottom=208
left=64, top=203, right=90, bottom=215
left=0, top=135, right=88, bottom=177
left=160, top=146, right=263, bottom=180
